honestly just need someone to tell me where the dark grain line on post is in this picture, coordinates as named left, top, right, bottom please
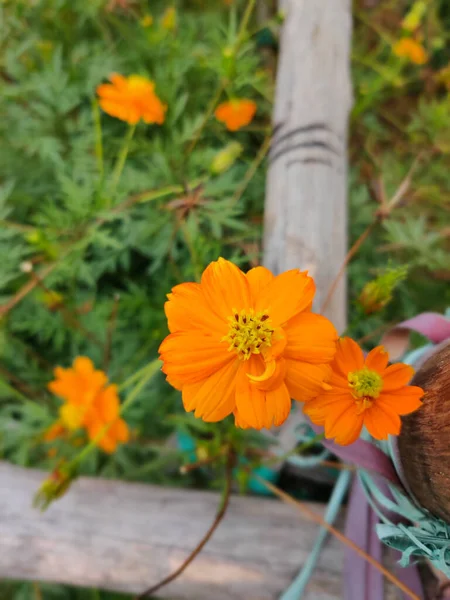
left=271, top=122, right=340, bottom=152
left=287, top=158, right=333, bottom=168
left=269, top=140, right=341, bottom=165
left=272, top=122, right=284, bottom=137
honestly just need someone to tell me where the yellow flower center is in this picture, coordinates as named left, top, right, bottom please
left=223, top=309, right=273, bottom=360
left=348, top=367, right=383, bottom=414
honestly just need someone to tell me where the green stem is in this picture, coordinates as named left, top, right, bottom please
left=236, top=0, right=256, bottom=49
left=92, top=99, right=104, bottom=181
left=109, top=123, right=136, bottom=202
left=187, top=81, right=227, bottom=154
left=186, top=0, right=256, bottom=155
left=230, top=133, right=271, bottom=206
left=180, top=220, right=202, bottom=282
left=71, top=359, right=160, bottom=469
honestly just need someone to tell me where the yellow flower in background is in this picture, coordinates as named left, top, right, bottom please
left=97, top=74, right=167, bottom=125
left=140, top=14, right=153, bottom=28
left=48, top=357, right=129, bottom=453
left=159, top=258, right=337, bottom=430
left=161, top=6, right=176, bottom=30
left=393, top=38, right=428, bottom=65
left=215, top=99, right=257, bottom=131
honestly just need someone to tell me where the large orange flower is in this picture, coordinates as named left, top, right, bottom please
left=159, top=258, right=338, bottom=430
left=214, top=99, right=257, bottom=131
left=304, top=338, right=424, bottom=445
left=97, top=74, right=167, bottom=125
left=48, top=357, right=129, bottom=453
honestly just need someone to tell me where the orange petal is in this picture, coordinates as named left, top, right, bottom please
left=284, top=312, right=337, bottom=364
left=97, top=385, right=120, bottom=422
left=246, top=266, right=274, bottom=300
left=329, top=407, right=364, bottom=446
left=328, top=371, right=350, bottom=391
left=325, top=400, right=360, bottom=441
left=200, top=258, right=252, bottom=320
left=255, top=270, right=315, bottom=326
left=378, top=386, right=423, bottom=416
left=333, top=337, right=365, bottom=375
left=182, top=359, right=239, bottom=422
left=304, top=391, right=353, bottom=422
left=165, top=282, right=226, bottom=335
left=365, top=345, right=389, bottom=373
left=265, top=383, right=292, bottom=427
left=159, top=331, right=232, bottom=385
left=285, top=359, right=331, bottom=402
left=109, top=73, right=127, bottom=89
left=109, top=418, right=130, bottom=443
left=98, top=434, right=117, bottom=454
left=364, top=404, right=401, bottom=440
left=233, top=410, right=251, bottom=429
left=248, top=357, right=286, bottom=391
left=382, top=363, right=415, bottom=391
left=166, top=374, right=183, bottom=391
left=235, top=357, right=269, bottom=430
left=73, top=356, right=95, bottom=375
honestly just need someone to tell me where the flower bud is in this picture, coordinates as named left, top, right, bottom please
left=358, top=265, right=408, bottom=315
left=210, top=142, right=243, bottom=174
left=33, top=464, right=77, bottom=511
left=161, top=7, right=176, bottom=31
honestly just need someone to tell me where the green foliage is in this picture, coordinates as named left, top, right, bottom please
left=0, top=0, right=448, bottom=595
left=348, top=0, right=449, bottom=341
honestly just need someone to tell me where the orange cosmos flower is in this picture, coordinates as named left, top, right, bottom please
left=393, top=38, right=428, bottom=65
left=48, top=357, right=129, bottom=453
left=159, top=258, right=338, bottom=430
left=214, top=99, right=257, bottom=131
left=96, top=74, right=167, bottom=125
left=304, top=338, right=424, bottom=446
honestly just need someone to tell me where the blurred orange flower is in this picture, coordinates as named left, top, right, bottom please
left=48, top=357, right=129, bottom=453
left=97, top=74, right=167, bottom=125
left=214, top=99, right=257, bottom=131
left=393, top=38, right=428, bottom=65
left=159, top=258, right=337, bottom=430
left=304, top=338, right=424, bottom=445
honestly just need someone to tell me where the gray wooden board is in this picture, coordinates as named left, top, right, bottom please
left=0, top=463, right=403, bottom=599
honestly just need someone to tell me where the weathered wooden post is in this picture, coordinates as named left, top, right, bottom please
left=264, top=0, right=353, bottom=334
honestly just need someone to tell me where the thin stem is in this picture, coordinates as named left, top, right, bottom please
left=251, top=433, right=325, bottom=469
left=236, top=0, right=256, bottom=48
left=71, top=359, right=160, bottom=469
left=0, top=363, right=46, bottom=402
left=0, top=263, right=57, bottom=318
left=31, top=272, right=103, bottom=350
left=187, top=81, right=227, bottom=154
left=92, top=99, right=104, bottom=181
left=180, top=219, right=202, bottom=282
left=186, top=0, right=256, bottom=154
left=103, top=294, right=120, bottom=371
left=180, top=448, right=227, bottom=474
left=109, top=123, right=136, bottom=202
left=255, top=476, right=421, bottom=600
left=320, top=221, right=377, bottom=317
left=137, top=450, right=235, bottom=599
left=117, top=362, right=156, bottom=393
left=230, top=133, right=271, bottom=206
left=32, top=582, right=43, bottom=600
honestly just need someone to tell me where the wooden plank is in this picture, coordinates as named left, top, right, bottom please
left=263, top=0, right=353, bottom=333
left=0, top=462, right=349, bottom=599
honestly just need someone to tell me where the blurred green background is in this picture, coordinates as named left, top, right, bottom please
left=0, top=0, right=448, bottom=597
